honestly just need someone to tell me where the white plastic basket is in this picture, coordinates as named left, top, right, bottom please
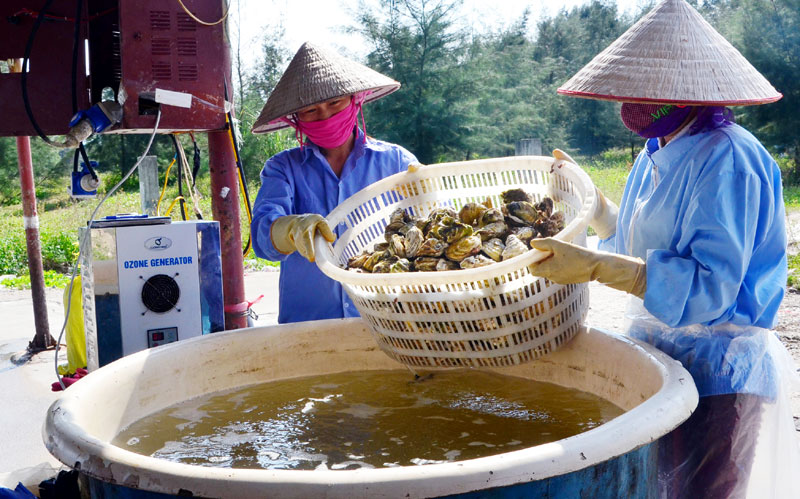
left=314, top=156, right=597, bottom=371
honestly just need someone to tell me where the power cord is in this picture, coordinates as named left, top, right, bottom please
left=54, top=110, right=162, bottom=389
left=176, top=0, right=229, bottom=26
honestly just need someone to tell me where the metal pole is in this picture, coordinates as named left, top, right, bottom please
left=16, top=136, right=55, bottom=351
left=208, top=130, right=247, bottom=330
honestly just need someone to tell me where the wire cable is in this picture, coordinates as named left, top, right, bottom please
left=223, top=80, right=253, bottom=256
left=156, top=157, right=177, bottom=216
left=54, top=111, right=162, bottom=390
left=173, top=135, right=204, bottom=219
left=20, top=0, right=61, bottom=147
left=175, top=0, right=229, bottom=26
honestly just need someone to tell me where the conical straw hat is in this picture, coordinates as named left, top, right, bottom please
left=252, top=42, right=400, bottom=134
left=557, top=0, right=781, bottom=106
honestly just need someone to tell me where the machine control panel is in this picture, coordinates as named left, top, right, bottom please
left=147, top=327, right=178, bottom=348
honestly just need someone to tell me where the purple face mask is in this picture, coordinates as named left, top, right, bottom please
left=620, top=103, right=694, bottom=138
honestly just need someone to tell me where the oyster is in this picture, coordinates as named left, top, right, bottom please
left=347, top=252, right=371, bottom=269
left=458, top=202, right=488, bottom=226
left=506, top=201, right=540, bottom=226
left=389, top=233, right=407, bottom=258
left=371, top=254, right=398, bottom=273
left=479, top=208, right=504, bottom=226
left=374, top=241, right=389, bottom=252
left=413, top=257, right=441, bottom=272
left=482, top=238, right=505, bottom=262
left=476, top=221, right=508, bottom=241
left=427, top=208, right=458, bottom=223
left=502, top=234, right=529, bottom=260
left=386, top=208, right=410, bottom=232
left=362, top=250, right=386, bottom=272
left=431, top=218, right=474, bottom=244
left=535, top=211, right=565, bottom=238
left=535, top=197, right=554, bottom=217
left=445, top=235, right=482, bottom=262
left=423, top=208, right=458, bottom=233
left=404, top=226, right=424, bottom=258
left=372, top=260, right=392, bottom=273
left=461, top=254, right=494, bottom=269
left=390, top=258, right=412, bottom=273
left=501, top=188, right=532, bottom=204
left=436, top=259, right=460, bottom=271
left=511, top=226, right=536, bottom=244
left=417, top=238, right=447, bottom=257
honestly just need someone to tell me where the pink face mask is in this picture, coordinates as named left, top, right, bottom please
left=295, top=97, right=360, bottom=148
left=282, top=93, right=369, bottom=150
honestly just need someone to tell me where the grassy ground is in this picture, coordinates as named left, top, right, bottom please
left=1, top=148, right=798, bottom=289
left=0, top=175, right=276, bottom=286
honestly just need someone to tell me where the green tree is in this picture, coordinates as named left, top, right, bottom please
left=533, top=1, right=633, bottom=156
left=730, top=0, right=800, bottom=178
left=358, top=0, right=476, bottom=164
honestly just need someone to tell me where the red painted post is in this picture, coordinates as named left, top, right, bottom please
left=16, top=136, right=55, bottom=350
left=208, top=130, right=247, bottom=330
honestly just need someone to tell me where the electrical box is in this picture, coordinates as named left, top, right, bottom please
left=80, top=217, right=224, bottom=369
left=110, top=0, right=229, bottom=132
left=0, top=0, right=229, bottom=136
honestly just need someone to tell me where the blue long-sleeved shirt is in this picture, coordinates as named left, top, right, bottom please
left=251, top=128, right=417, bottom=323
left=599, top=123, right=787, bottom=397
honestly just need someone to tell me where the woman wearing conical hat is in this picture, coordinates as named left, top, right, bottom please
left=250, top=43, right=418, bottom=324
left=528, top=0, right=799, bottom=496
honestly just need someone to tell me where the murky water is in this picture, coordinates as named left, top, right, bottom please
left=114, top=370, right=622, bottom=470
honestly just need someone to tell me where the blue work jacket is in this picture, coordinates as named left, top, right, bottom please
left=251, top=128, right=417, bottom=323
left=600, top=123, right=787, bottom=397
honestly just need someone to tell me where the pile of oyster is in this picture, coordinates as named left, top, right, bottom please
left=346, top=189, right=565, bottom=273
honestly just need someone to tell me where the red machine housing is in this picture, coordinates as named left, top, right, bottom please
left=0, top=0, right=229, bottom=136
left=0, top=1, right=91, bottom=136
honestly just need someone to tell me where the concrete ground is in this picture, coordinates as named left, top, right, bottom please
left=1, top=240, right=799, bottom=491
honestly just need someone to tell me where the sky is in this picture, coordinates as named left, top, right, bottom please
left=229, top=0, right=649, bottom=71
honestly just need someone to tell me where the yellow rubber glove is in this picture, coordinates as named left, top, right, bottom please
left=529, top=238, right=646, bottom=298
left=270, top=214, right=336, bottom=262
left=407, top=162, right=426, bottom=173
left=552, top=149, right=618, bottom=240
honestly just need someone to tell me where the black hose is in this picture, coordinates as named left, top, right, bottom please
left=20, top=0, right=60, bottom=146
left=191, top=136, right=201, bottom=188
left=78, top=143, right=97, bottom=180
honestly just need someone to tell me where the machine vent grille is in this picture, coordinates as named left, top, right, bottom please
left=177, top=13, right=197, bottom=31
left=142, top=274, right=181, bottom=313
left=177, top=38, right=197, bottom=56
left=152, top=61, right=172, bottom=80
left=149, top=11, right=171, bottom=30
left=178, top=63, right=198, bottom=81
left=151, top=38, right=171, bottom=56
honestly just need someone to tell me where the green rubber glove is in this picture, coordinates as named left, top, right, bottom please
left=553, top=149, right=619, bottom=240
left=271, top=214, right=336, bottom=262
left=529, top=238, right=646, bottom=298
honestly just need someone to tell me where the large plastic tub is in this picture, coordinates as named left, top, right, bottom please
left=44, top=319, right=697, bottom=498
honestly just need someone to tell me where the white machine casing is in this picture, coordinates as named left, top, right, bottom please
left=80, top=218, right=224, bottom=370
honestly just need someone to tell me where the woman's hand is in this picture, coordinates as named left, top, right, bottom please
left=529, top=238, right=646, bottom=298
left=270, top=214, right=336, bottom=262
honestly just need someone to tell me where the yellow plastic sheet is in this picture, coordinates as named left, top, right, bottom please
left=61, top=276, right=86, bottom=374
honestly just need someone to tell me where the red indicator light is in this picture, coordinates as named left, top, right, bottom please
left=152, top=332, right=165, bottom=341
